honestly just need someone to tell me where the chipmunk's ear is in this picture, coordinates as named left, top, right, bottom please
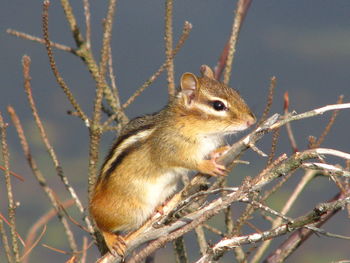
left=180, top=73, right=199, bottom=104
left=200, top=65, right=215, bottom=79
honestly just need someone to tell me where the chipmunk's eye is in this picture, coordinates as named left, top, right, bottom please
left=212, top=100, right=227, bottom=111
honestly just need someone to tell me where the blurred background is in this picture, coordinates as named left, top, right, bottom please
left=1, top=1, right=350, bottom=262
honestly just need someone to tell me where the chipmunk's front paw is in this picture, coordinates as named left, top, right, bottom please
left=198, top=146, right=230, bottom=177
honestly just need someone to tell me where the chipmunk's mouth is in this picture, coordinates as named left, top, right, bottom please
left=226, top=121, right=253, bottom=133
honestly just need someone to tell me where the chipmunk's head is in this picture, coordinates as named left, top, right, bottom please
left=175, top=65, right=256, bottom=136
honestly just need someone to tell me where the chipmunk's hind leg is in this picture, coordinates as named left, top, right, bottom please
left=102, top=230, right=127, bottom=258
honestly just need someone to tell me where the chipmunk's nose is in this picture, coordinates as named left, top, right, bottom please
left=246, top=112, right=256, bottom=127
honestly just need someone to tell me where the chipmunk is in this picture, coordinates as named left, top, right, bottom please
left=89, top=65, right=256, bottom=257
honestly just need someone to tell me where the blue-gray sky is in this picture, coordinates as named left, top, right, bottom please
left=1, top=1, right=350, bottom=262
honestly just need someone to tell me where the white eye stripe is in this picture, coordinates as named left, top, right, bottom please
left=204, top=95, right=229, bottom=108
left=194, top=103, right=228, bottom=117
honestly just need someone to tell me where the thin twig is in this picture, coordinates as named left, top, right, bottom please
left=66, top=14, right=122, bottom=122
left=6, top=29, right=75, bottom=53
left=197, top=195, right=350, bottom=263
left=43, top=240, right=94, bottom=257
left=122, top=21, right=192, bottom=109
left=264, top=192, right=345, bottom=263
left=305, top=225, right=350, bottom=240
left=311, top=95, right=344, bottom=148
left=165, top=0, right=175, bottom=95
left=283, top=92, right=298, bottom=152
left=23, top=199, right=75, bottom=263
left=0, top=112, right=20, bottom=263
left=203, top=224, right=223, bottom=237
left=7, top=106, right=78, bottom=253
left=266, top=127, right=280, bottom=166
left=221, top=178, right=234, bottom=237
left=0, top=219, right=13, bottom=263
left=302, top=163, right=350, bottom=177
left=81, top=236, right=88, bottom=263
left=223, top=0, right=252, bottom=85
left=79, top=0, right=125, bottom=119
left=82, top=0, right=91, bottom=49
left=105, top=45, right=128, bottom=126
left=20, top=225, right=47, bottom=261
left=240, top=199, right=291, bottom=223
left=270, top=103, right=350, bottom=130
left=173, top=237, right=188, bottom=263
left=88, top=60, right=106, bottom=197
left=90, top=1, right=123, bottom=199
left=107, top=46, right=121, bottom=108
left=99, top=0, right=118, bottom=77
left=195, top=226, right=207, bottom=257
left=214, top=40, right=229, bottom=81
left=261, top=172, right=292, bottom=202
left=0, top=213, right=25, bottom=246
left=60, top=0, right=85, bottom=46
left=258, top=76, right=277, bottom=126
left=0, top=165, right=25, bottom=181
left=42, top=1, right=89, bottom=123
left=58, top=201, right=91, bottom=233
left=21, top=55, right=94, bottom=235
left=42, top=244, right=71, bottom=255
left=232, top=190, right=260, bottom=236
left=251, top=169, right=316, bottom=263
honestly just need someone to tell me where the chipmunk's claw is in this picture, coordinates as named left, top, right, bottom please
left=102, top=231, right=127, bottom=258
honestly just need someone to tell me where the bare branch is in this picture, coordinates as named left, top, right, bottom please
left=81, top=236, right=89, bottom=263
left=42, top=1, right=89, bottom=123
left=173, top=237, right=188, bottom=263
left=6, top=29, right=75, bottom=53
left=0, top=213, right=24, bottom=246
left=20, top=225, right=47, bottom=261
left=165, top=0, right=175, bottom=95
left=266, top=128, right=280, bottom=166
left=264, top=192, right=346, bottom=263
left=223, top=0, right=252, bottom=84
left=302, top=162, right=350, bottom=177
left=7, top=106, right=78, bottom=253
left=310, top=95, right=344, bottom=148
left=197, top=195, right=350, bottom=263
left=60, top=0, right=85, bottom=46
left=283, top=92, right=298, bottom=152
left=106, top=45, right=127, bottom=125
left=0, top=219, right=13, bottom=263
left=0, top=112, right=20, bottom=262
left=82, top=0, right=91, bottom=49
left=258, top=76, right=277, bottom=126
left=22, top=55, right=94, bottom=235
left=251, top=169, right=317, bottom=263
left=99, top=0, right=118, bottom=77
left=0, top=165, right=25, bottom=182
left=122, top=21, right=192, bottom=109
left=194, top=226, right=207, bottom=257
left=271, top=103, right=350, bottom=130
left=23, top=199, right=75, bottom=263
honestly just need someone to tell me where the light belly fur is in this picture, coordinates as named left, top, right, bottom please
left=132, top=167, right=187, bottom=228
